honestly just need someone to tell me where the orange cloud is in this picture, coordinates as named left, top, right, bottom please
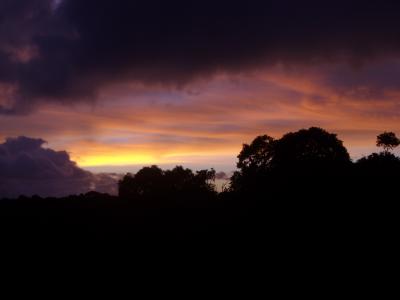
left=2, top=67, right=400, bottom=171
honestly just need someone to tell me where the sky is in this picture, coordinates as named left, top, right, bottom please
left=2, top=0, right=400, bottom=197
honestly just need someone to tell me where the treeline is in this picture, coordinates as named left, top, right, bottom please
left=118, top=166, right=217, bottom=202
left=1, top=127, right=399, bottom=243
left=117, top=127, right=400, bottom=200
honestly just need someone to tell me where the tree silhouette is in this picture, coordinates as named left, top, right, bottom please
left=355, top=131, right=400, bottom=178
left=119, top=165, right=216, bottom=199
left=237, top=135, right=276, bottom=171
left=272, top=127, right=351, bottom=175
left=356, top=152, right=400, bottom=178
left=118, top=165, right=164, bottom=199
left=231, top=127, right=351, bottom=191
left=230, top=135, right=275, bottom=192
left=164, top=166, right=194, bottom=192
left=192, top=169, right=216, bottom=193
left=376, top=132, right=400, bottom=153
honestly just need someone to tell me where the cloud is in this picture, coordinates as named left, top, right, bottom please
left=0, top=136, right=118, bottom=198
left=3, top=0, right=400, bottom=113
left=3, top=71, right=400, bottom=170
left=215, top=171, right=230, bottom=180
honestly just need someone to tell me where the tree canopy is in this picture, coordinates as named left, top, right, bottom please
left=119, top=165, right=216, bottom=199
left=231, top=127, right=351, bottom=191
left=273, top=127, right=351, bottom=173
left=376, top=132, right=400, bottom=152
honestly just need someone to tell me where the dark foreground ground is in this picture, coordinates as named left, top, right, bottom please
left=0, top=177, right=398, bottom=292
left=1, top=177, right=398, bottom=246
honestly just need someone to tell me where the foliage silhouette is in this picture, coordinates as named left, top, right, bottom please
left=118, top=165, right=164, bottom=199
left=231, top=127, right=351, bottom=192
left=1, top=126, right=400, bottom=247
left=356, top=152, right=400, bottom=177
left=376, top=132, right=400, bottom=152
left=274, top=127, right=351, bottom=173
left=118, top=165, right=216, bottom=200
left=237, top=135, right=276, bottom=171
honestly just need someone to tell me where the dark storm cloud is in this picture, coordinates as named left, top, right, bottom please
left=2, top=0, right=400, bottom=112
left=0, top=136, right=117, bottom=198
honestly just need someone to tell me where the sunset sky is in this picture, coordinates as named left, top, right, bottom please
left=2, top=0, right=400, bottom=197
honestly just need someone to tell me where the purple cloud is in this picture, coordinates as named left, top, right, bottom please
left=0, top=136, right=118, bottom=198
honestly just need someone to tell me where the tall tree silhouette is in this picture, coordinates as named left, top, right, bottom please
left=376, top=132, right=400, bottom=153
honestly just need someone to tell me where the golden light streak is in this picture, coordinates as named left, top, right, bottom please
left=77, top=153, right=158, bottom=167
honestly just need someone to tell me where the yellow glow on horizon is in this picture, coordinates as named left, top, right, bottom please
left=70, top=146, right=238, bottom=168
left=8, top=68, right=400, bottom=172
left=75, top=153, right=159, bottom=167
